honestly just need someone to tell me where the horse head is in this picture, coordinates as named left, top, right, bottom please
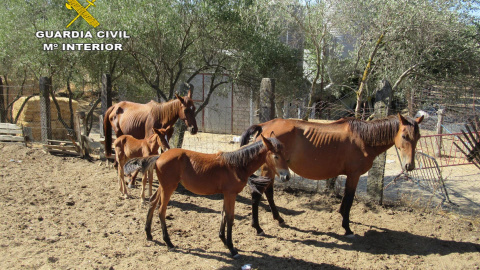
left=152, top=126, right=172, bottom=153
left=394, top=113, right=424, bottom=171
left=260, top=134, right=291, bottom=182
left=176, top=89, right=198, bottom=135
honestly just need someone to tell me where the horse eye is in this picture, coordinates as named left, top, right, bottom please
left=274, top=155, right=279, bottom=159
left=402, top=135, right=407, bottom=139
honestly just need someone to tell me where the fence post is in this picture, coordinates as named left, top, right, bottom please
left=259, top=78, right=275, bottom=123
left=100, top=74, right=112, bottom=138
left=435, top=108, right=445, bottom=157
left=39, top=77, right=52, bottom=143
left=367, top=80, right=392, bottom=204
left=0, top=77, right=5, bottom=122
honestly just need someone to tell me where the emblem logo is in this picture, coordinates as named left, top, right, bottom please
left=65, top=0, right=100, bottom=28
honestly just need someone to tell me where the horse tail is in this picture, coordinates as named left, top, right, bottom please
left=123, top=155, right=160, bottom=176
left=240, top=124, right=264, bottom=146
left=104, top=105, right=115, bottom=157
left=248, top=174, right=273, bottom=195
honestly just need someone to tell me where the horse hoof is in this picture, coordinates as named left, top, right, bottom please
left=256, top=231, right=265, bottom=236
left=128, top=184, right=136, bottom=189
left=345, top=234, right=356, bottom=239
left=232, top=253, right=241, bottom=259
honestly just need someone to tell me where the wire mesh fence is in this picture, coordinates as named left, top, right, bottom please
left=2, top=76, right=480, bottom=212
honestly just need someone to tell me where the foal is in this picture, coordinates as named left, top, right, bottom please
left=114, top=126, right=171, bottom=201
left=125, top=134, right=290, bottom=258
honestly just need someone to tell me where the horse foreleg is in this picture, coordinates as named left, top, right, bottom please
left=148, top=169, right=153, bottom=198
left=339, top=175, right=359, bottom=237
left=223, top=194, right=239, bottom=258
left=117, top=158, right=128, bottom=199
left=265, top=182, right=284, bottom=225
left=140, top=172, right=148, bottom=203
left=219, top=208, right=227, bottom=245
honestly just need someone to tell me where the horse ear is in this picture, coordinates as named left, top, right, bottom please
left=269, top=131, right=276, bottom=138
left=398, top=113, right=409, bottom=126
left=260, top=134, right=274, bottom=150
left=187, top=89, right=193, bottom=98
left=415, top=115, right=424, bottom=124
left=175, top=93, right=185, bottom=104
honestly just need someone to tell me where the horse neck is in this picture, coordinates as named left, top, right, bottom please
left=367, top=143, right=395, bottom=157
left=145, top=135, right=160, bottom=153
left=153, top=99, right=181, bottom=127
left=351, top=117, right=398, bottom=157
left=242, top=149, right=269, bottom=177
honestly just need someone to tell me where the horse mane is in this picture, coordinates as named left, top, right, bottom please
left=151, top=99, right=182, bottom=123
left=347, top=116, right=401, bottom=146
left=220, top=138, right=282, bottom=167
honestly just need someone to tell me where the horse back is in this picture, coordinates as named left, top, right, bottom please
left=110, top=101, right=153, bottom=139
left=156, top=149, right=239, bottom=195
left=261, top=118, right=367, bottom=179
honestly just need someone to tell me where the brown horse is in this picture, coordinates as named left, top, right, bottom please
left=103, top=88, right=198, bottom=158
left=114, top=127, right=171, bottom=201
left=240, top=113, right=424, bottom=236
left=124, top=135, right=291, bottom=258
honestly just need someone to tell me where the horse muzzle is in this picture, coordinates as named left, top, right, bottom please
left=278, top=170, right=291, bottom=182
left=187, top=126, right=198, bottom=135
left=404, top=162, right=415, bottom=171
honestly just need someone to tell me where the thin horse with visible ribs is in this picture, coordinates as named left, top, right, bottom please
left=124, top=135, right=291, bottom=258
left=104, top=84, right=198, bottom=186
left=240, top=114, right=423, bottom=236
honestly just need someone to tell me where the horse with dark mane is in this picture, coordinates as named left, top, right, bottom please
left=124, top=135, right=291, bottom=258
left=240, top=114, right=423, bottom=236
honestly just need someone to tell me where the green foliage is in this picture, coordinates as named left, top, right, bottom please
left=0, top=0, right=479, bottom=118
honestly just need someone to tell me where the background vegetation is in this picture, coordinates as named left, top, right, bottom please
left=0, top=0, right=479, bottom=122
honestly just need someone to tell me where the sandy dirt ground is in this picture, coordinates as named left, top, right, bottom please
left=1, top=141, right=480, bottom=270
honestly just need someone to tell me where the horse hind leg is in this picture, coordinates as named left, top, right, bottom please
left=128, top=170, right=139, bottom=189
left=145, top=188, right=162, bottom=241
left=159, top=186, right=175, bottom=249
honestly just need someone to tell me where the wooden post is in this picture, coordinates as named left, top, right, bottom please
left=435, top=109, right=445, bottom=157
left=0, top=77, right=5, bottom=123
left=39, top=77, right=52, bottom=143
left=75, top=111, right=89, bottom=157
left=74, top=112, right=82, bottom=154
left=100, top=74, right=112, bottom=138
left=367, top=80, right=392, bottom=204
left=259, top=78, right=275, bottom=123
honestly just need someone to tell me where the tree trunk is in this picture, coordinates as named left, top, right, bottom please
left=367, top=80, right=392, bottom=204
left=355, top=31, right=385, bottom=118
left=259, top=78, right=275, bottom=123
left=0, top=77, right=5, bottom=122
